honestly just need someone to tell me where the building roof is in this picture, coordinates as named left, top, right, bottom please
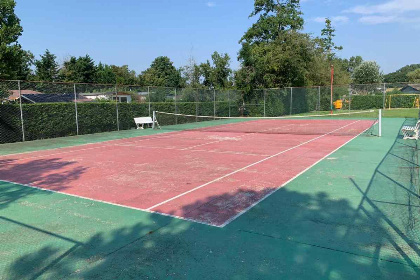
left=400, top=85, right=420, bottom=93
left=22, top=93, right=90, bottom=103
left=8, top=90, right=42, bottom=101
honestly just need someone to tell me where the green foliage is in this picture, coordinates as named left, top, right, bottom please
left=34, top=49, right=59, bottom=81
left=240, top=0, right=304, bottom=43
left=407, top=69, right=420, bottom=83
left=352, top=61, right=383, bottom=84
left=95, top=63, right=116, bottom=84
left=350, top=95, right=383, bottom=110
left=0, top=0, right=33, bottom=80
left=59, top=55, right=97, bottom=83
left=384, top=64, right=420, bottom=83
left=320, top=18, right=342, bottom=61
left=142, top=56, right=182, bottom=87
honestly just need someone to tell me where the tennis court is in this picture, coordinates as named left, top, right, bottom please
left=1, top=110, right=420, bottom=279
left=0, top=114, right=375, bottom=227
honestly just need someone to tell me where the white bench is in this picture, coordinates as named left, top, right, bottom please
left=401, top=120, right=420, bottom=140
left=134, top=117, right=154, bottom=129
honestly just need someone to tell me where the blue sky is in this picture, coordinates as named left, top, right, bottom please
left=15, top=0, right=420, bottom=74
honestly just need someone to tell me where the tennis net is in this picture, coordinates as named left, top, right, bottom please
left=153, top=110, right=381, bottom=137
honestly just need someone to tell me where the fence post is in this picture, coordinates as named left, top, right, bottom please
left=18, top=80, right=25, bottom=142
left=379, top=109, right=382, bottom=137
left=213, top=88, right=216, bottom=119
left=115, top=85, right=120, bottom=131
left=318, top=86, right=321, bottom=111
left=290, top=87, right=293, bottom=115
left=383, top=83, right=386, bottom=110
left=263, top=89, right=266, bottom=117
left=195, top=89, right=199, bottom=122
left=73, top=84, right=79, bottom=135
left=148, top=86, right=151, bottom=116
left=174, top=88, right=178, bottom=124
left=348, top=85, right=352, bottom=112
left=228, top=90, right=231, bottom=117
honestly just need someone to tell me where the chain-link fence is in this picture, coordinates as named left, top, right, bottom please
left=1, top=80, right=420, bottom=144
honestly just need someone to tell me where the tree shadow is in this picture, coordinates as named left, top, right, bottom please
left=0, top=157, right=87, bottom=210
left=2, top=119, right=420, bottom=279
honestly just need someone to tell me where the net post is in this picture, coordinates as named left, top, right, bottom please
left=73, top=83, right=79, bottom=135
left=148, top=86, right=151, bottom=116
left=115, top=85, right=120, bottom=131
left=18, top=80, right=25, bottom=142
left=378, top=109, right=382, bottom=137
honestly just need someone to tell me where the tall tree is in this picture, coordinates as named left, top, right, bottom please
left=182, top=56, right=202, bottom=88
left=34, top=49, right=59, bottom=81
left=141, top=56, right=182, bottom=87
left=240, top=0, right=304, bottom=44
left=320, top=18, right=342, bottom=61
left=352, top=61, right=383, bottom=84
left=407, top=69, right=420, bottom=83
left=0, top=0, right=33, bottom=80
left=59, top=55, right=97, bottom=83
left=210, top=52, right=232, bottom=89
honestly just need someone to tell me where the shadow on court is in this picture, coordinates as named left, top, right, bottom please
left=1, top=119, right=419, bottom=279
left=0, top=158, right=87, bottom=211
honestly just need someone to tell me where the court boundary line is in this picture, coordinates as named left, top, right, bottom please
left=0, top=120, right=376, bottom=228
left=0, top=179, right=224, bottom=228
left=146, top=120, right=361, bottom=211
left=219, top=124, right=373, bottom=227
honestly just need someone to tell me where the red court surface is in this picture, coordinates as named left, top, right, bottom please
left=0, top=119, right=374, bottom=227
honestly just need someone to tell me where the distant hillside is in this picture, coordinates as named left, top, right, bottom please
left=384, top=64, right=420, bottom=83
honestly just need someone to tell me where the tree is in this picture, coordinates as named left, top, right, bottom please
left=0, top=0, right=33, bottom=80
left=141, top=56, right=182, bottom=87
left=34, top=49, right=59, bottom=81
left=407, top=69, right=420, bottom=83
left=384, top=64, right=420, bottom=83
left=111, top=65, right=139, bottom=85
left=320, top=18, right=342, bottom=61
left=181, top=56, right=202, bottom=88
left=240, top=0, right=304, bottom=44
left=210, top=52, right=232, bottom=88
left=352, top=61, right=383, bottom=84
left=95, top=63, right=116, bottom=84
left=59, top=55, right=97, bottom=83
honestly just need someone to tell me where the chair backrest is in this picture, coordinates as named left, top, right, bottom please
left=415, top=120, right=420, bottom=130
left=134, top=117, right=153, bottom=124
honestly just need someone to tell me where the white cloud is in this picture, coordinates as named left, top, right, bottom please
left=345, top=0, right=420, bottom=25
left=313, top=16, right=349, bottom=24
left=206, top=2, right=216, bottom=8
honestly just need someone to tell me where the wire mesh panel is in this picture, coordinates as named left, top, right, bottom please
left=0, top=80, right=23, bottom=143
left=196, top=89, right=214, bottom=116
left=75, top=83, right=120, bottom=134
left=18, top=81, right=77, bottom=141
left=176, top=88, right=198, bottom=116
left=265, top=88, right=289, bottom=116
left=245, top=89, right=265, bottom=117
left=291, top=87, right=319, bottom=114
left=116, top=85, right=150, bottom=130
left=385, top=83, right=420, bottom=109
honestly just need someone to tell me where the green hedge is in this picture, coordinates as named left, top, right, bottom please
left=350, top=95, right=384, bottom=110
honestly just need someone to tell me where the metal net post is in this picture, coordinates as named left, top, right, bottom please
left=73, top=83, right=79, bottom=135
left=18, top=80, right=25, bottom=142
left=115, top=85, right=120, bottom=131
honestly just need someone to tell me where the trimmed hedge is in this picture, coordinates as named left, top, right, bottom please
left=2, top=93, right=419, bottom=144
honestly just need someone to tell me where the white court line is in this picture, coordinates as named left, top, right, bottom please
left=0, top=179, right=223, bottom=228
left=146, top=120, right=361, bottom=211
left=219, top=124, right=372, bottom=227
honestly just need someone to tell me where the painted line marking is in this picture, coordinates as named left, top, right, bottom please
left=219, top=125, right=372, bottom=227
left=146, top=120, right=361, bottom=211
